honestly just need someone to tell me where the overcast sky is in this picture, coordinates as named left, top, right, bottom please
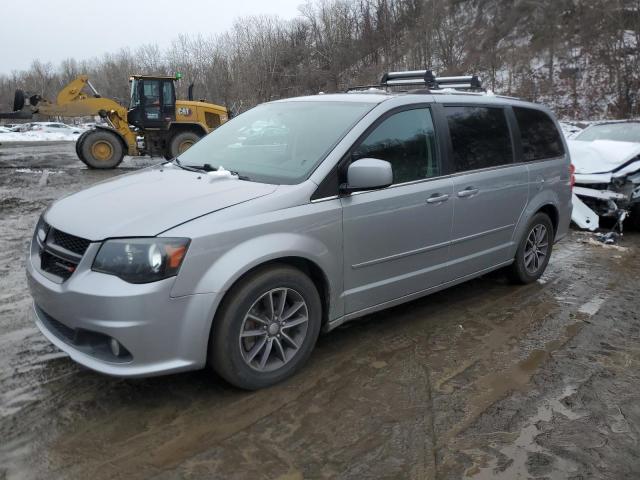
left=0, top=0, right=304, bottom=74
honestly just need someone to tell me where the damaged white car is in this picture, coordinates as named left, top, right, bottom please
left=568, top=121, right=640, bottom=232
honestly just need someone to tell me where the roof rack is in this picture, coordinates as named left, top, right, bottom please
left=347, top=69, right=483, bottom=93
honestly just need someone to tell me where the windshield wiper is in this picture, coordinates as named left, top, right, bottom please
left=228, top=170, right=251, bottom=181
left=171, top=157, right=203, bottom=173
left=172, top=159, right=251, bottom=180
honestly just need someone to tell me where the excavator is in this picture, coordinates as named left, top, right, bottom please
left=0, top=74, right=228, bottom=168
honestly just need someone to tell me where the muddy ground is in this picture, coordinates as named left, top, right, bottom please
left=1, top=141, right=639, bottom=480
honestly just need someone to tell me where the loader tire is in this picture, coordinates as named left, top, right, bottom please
left=13, top=89, right=25, bottom=112
left=168, top=130, right=202, bottom=158
left=75, top=130, right=91, bottom=165
left=81, top=130, right=124, bottom=169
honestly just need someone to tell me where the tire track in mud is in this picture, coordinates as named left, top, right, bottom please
left=444, top=242, right=639, bottom=479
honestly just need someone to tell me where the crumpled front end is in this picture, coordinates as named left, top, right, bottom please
left=569, top=139, right=640, bottom=231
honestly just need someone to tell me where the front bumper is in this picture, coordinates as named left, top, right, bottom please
left=27, top=240, right=218, bottom=378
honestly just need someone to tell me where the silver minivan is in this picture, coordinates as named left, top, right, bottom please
left=27, top=72, right=573, bottom=389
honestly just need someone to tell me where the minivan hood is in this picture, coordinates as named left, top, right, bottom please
left=45, top=165, right=278, bottom=240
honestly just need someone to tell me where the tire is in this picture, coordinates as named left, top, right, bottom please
left=80, top=129, right=125, bottom=169
left=168, top=130, right=202, bottom=158
left=75, top=130, right=91, bottom=165
left=13, top=89, right=25, bottom=111
left=210, top=265, right=322, bottom=390
left=626, top=204, right=640, bottom=231
left=507, top=213, right=554, bottom=284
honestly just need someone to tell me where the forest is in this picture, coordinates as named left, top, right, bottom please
left=1, top=0, right=638, bottom=120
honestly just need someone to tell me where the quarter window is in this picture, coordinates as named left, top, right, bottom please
left=513, top=107, right=564, bottom=161
left=445, top=106, right=513, bottom=172
left=352, top=108, right=439, bottom=184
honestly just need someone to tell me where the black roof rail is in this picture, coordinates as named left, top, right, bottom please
left=347, top=69, right=483, bottom=93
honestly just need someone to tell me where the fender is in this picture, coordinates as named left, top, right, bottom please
left=509, top=166, right=565, bottom=258
left=171, top=231, right=343, bottom=320
left=168, top=122, right=207, bottom=136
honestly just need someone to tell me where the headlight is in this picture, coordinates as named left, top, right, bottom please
left=92, top=238, right=190, bottom=284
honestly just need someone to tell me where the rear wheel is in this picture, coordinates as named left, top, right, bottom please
left=210, top=265, right=322, bottom=390
left=168, top=130, right=202, bottom=158
left=508, top=213, right=554, bottom=284
left=81, top=130, right=124, bottom=169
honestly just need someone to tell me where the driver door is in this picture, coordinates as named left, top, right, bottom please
left=128, top=79, right=175, bottom=129
left=341, top=107, right=455, bottom=314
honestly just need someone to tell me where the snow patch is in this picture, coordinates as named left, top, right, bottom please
left=0, top=131, right=81, bottom=142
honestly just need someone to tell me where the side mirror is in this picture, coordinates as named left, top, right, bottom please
left=341, top=158, right=393, bottom=193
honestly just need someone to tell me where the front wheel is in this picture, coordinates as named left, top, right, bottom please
left=80, top=129, right=125, bottom=169
left=75, top=130, right=91, bottom=164
left=210, top=265, right=322, bottom=390
left=508, top=213, right=554, bottom=284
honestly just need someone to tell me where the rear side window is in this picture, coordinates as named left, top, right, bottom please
left=445, top=106, right=513, bottom=172
left=514, top=107, right=564, bottom=161
left=352, top=108, right=439, bottom=184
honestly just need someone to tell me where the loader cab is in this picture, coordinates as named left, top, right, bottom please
left=128, top=76, right=176, bottom=129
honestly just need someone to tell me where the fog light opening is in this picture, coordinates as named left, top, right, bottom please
left=109, top=338, right=122, bottom=357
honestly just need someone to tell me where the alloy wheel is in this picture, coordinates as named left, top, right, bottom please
left=238, top=288, right=309, bottom=372
left=524, top=224, right=548, bottom=274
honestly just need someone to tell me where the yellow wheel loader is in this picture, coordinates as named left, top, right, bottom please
left=1, top=74, right=227, bottom=168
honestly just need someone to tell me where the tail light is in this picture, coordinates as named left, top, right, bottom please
left=569, top=163, right=575, bottom=191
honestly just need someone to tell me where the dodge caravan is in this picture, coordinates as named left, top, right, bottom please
left=27, top=71, right=572, bottom=389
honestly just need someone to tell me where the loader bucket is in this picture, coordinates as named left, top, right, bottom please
left=0, top=89, right=34, bottom=119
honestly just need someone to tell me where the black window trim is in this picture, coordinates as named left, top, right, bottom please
left=311, top=103, right=445, bottom=201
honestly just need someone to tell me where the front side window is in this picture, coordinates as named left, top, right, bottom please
left=178, top=101, right=375, bottom=185
left=130, top=79, right=140, bottom=107
left=445, top=106, right=513, bottom=172
left=352, top=108, right=439, bottom=184
left=514, top=107, right=564, bottom=161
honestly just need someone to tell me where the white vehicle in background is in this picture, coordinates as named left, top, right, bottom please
left=568, top=121, right=640, bottom=232
left=30, top=122, right=83, bottom=134
left=0, top=126, right=11, bottom=133
left=9, top=123, right=32, bottom=132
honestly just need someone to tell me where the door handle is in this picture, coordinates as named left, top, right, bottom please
left=426, top=193, right=450, bottom=204
left=457, top=187, right=479, bottom=198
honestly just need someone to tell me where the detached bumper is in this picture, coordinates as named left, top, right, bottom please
left=27, top=243, right=218, bottom=378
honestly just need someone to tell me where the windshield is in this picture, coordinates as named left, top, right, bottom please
left=176, top=101, right=375, bottom=184
left=575, top=122, right=640, bottom=143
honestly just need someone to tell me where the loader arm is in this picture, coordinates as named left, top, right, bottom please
left=1, top=75, right=137, bottom=155
left=32, top=75, right=137, bottom=155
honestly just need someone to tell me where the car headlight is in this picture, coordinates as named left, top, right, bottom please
left=92, top=238, right=190, bottom=284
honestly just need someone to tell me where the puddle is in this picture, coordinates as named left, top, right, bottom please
left=465, top=385, right=583, bottom=479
